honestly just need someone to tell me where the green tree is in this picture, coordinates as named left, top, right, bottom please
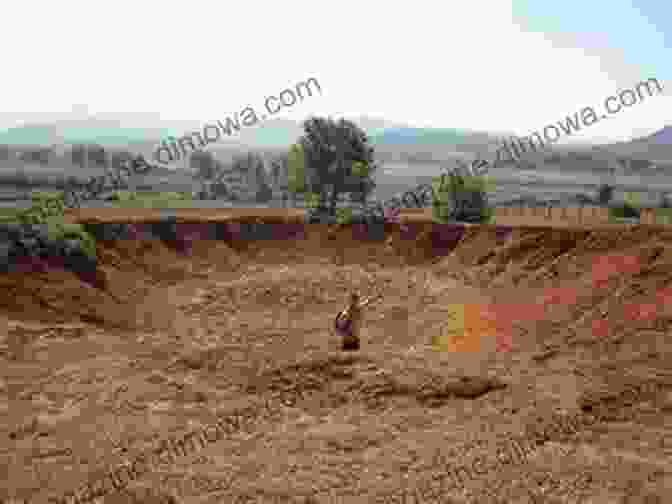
left=298, top=116, right=377, bottom=216
left=349, top=160, right=376, bottom=204
left=286, top=143, right=306, bottom=194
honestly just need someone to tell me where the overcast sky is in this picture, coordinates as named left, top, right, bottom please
left=1, top=0, right=669, bottom=143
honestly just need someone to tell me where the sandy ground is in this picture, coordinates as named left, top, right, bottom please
left=1, top=219, right=671, bottom=503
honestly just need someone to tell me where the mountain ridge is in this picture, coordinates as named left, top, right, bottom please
left=2, top=116, right=671, bottom=168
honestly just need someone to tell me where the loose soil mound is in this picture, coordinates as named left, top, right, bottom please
left=1, top=215, right=670, bottom=503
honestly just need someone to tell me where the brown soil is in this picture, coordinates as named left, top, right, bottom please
left=1, top=214, right=671, bottom=503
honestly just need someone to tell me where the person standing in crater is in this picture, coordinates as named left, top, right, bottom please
left=334, top=292, right=381, bottom=350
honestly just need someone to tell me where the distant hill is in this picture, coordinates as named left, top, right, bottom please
left=478, top=125, right=672, bottom=177
left=0, top=115, right=406, bottom=150
left=0, top=118, right=180, bottom=147
left=369, top=127, right=506, bottom=164
left=17, top=115, right=671, bottom=176
left=371, top=127, right=465, bottom=146
left=231, top=116, right=410, bottom=148
left=232, top=118, right=304, bottom=148
left=645, top=125, right=672, bottom=145
left=601, top=125, right=672, bottom=161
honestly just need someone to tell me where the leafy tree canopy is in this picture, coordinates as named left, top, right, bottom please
left=298, top=116, right=378, bottom=215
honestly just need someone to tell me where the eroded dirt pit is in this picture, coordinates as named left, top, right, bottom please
left=1, top=218, right=671, bottom=503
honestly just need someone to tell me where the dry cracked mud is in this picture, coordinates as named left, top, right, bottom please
left=1, top=216, right=671, bottom=503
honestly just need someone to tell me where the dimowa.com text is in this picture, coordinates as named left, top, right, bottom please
left=459, top=77, right=664, bottom=178
left=153, top=77, right=322, bottom=166
left=492, top=77, right=664, bottom=166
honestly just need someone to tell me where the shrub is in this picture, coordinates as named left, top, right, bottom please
left=47, top=220, right=97, bottom=260
left=14, top=194, right=98, bottom=260
left=609, top=203, right=639, bottom=219
left=431, top=171, right=493, bottom=223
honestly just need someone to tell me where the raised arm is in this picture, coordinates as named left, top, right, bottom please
left=359, top=294, right=382, bottom=308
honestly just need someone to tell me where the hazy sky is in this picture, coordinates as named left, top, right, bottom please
left=1, top=0, right=669, bottom=142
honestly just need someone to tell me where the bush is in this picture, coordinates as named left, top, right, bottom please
left=13, top=194, right=98, bottom=260
left=609, top=203, right=640, bottom=219
left=431, top=171, right=493, bottom=223
left=47, top=220, right=97, bottom=260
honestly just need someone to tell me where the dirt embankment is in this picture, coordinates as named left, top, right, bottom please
left=0, top=219, right=457, bottom=329
left=1, top=216, right=671, bottom=503
left=2, top=218, right=672, bottom=339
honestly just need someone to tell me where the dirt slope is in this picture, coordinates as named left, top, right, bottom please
left=1, top=220, right=670, bottom=503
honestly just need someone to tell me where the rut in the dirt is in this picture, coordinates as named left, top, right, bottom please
left=244, top=353, right=508, bottom=411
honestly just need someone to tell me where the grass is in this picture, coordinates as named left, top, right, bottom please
left=104, top=191, right=194, bottom=208
left=654, top=208, right=672, bottom=225
left=109, top=195, right=194, bottom=209
left=109, top=199, right=197, bottom=209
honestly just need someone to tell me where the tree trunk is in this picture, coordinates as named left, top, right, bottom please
left=329, top=153, right=344, bottom=216
left=329, top=185, right=338, bottom=216
left=318, top=186, right=328, bottom=213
